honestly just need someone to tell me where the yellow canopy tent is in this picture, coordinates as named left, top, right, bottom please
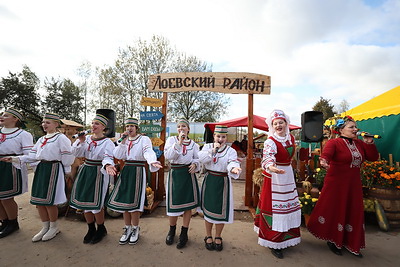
left=326, top=86, right=400, bottom=162
left=341, top=85, right=400, bottom=121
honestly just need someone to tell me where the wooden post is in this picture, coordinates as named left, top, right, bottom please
left=155, top=92, right=167, bottom=201
left=245, top=94, right=254, bottom=207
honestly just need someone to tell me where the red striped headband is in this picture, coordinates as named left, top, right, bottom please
left=125, top=117, right=138, bottom=126
left=4, top=107, right=24, bottom=122
left=214, top=125, right=228, bottom=134
left=93, top=114, right=108, bottom=127
left=43, top=112, right=62, bottom=123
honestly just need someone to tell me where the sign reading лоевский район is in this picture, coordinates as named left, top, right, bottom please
left=148, top=72, right=271, bottom=95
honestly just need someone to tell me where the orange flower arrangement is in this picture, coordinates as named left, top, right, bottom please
left=361, top=160, right=400, bottom=189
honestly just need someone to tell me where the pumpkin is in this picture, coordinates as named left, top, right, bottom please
left=146, top=186, right=153, bottom=195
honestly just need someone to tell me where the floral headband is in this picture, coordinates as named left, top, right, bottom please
left=333, top=115, right=354, bottom=133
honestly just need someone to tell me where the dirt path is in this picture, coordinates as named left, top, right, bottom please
left=0, top=175, right=399, bottom=267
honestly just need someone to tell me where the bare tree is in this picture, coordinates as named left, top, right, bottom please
left=93, top=35, right=229, bottom=124
left=77, top=60, right=92, bottom=126
left=334, top=99, right=350, bottom=114
left=167, top=54, right=229, bottom=122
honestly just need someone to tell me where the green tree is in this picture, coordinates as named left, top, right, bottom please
left=43, top=77, right=84, bottom=124
left=312, top=97, right=335, bottom=121
left=0, top=65, right=42, bottom=124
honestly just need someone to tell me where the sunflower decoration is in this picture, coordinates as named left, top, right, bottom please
left=298, top=192, right=319, bottom=215
left=332, top=115, right=354, bottom=134
left=314, top=167, right=327, bottom=187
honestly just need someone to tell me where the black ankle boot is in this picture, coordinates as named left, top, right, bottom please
left=91, top=224, right=107, bottom=244
left=270, top=248, right=284, bottom=259
left=165, top=225, right=176, bottom=245
left=327, top=242, right=342, bottom=256
left=176, top=226, right=188, bottom=249
left=0, top=219, right=19, bottom=238
left=83, top=222, right=96, bottom=244
left=0, top=219, right=8, bottom=233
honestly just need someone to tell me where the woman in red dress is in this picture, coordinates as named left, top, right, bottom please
left=254, top=109, right=301, bottom=259
left=307, top=115, right=378, bottom=257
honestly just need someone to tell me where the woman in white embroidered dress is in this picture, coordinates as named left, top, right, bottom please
left=254, top=109, right=301, bottom=259
left=5, top=112, right=74, bottom=242
left=0, top=108, right=33, bottom=238
left=107, top=118, right=161, bottom=246
left=198, top=125, right=241, bottom=252
left=164, top=118, right=200, bottom=249
left=70, top=114, right=117, bottom=244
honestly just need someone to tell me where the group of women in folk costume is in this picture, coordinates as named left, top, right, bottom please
left=106, top=117, right=161, bottom=245
left=0, top=108, right=33, bottom=238
left=69, top=113, right=116, bottom=244
left=0, top=109, right=244, bottom=251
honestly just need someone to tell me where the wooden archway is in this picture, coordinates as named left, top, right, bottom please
left=148, top=72, right=271, bottom=210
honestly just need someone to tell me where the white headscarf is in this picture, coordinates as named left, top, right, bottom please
left=265, top=109, right=291, bottom=142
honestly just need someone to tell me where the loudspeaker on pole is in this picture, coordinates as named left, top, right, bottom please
left=301, top=111, right=323, bottom=142
left=96, top=109, right=116, bottom=138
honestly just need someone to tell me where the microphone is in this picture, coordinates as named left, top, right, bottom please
left=180, top=134, right=186, bottom=141
left=214, top=142, right=221, bottom=153
left=117, top=134, right=128, bottom=143
left=72, top=130, right=91, bottom=139
left=357, top=132, right=381, bottom=139
left=179, top=130, right=186, bottom=140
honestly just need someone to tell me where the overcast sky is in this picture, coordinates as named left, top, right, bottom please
left=1, top=0, right=399, bottom=126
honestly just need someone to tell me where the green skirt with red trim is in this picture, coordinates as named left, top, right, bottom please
left=0, top=161, right=22, bottom=199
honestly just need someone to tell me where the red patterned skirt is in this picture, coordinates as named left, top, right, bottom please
left=254, top=172, right=301, bottom=249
